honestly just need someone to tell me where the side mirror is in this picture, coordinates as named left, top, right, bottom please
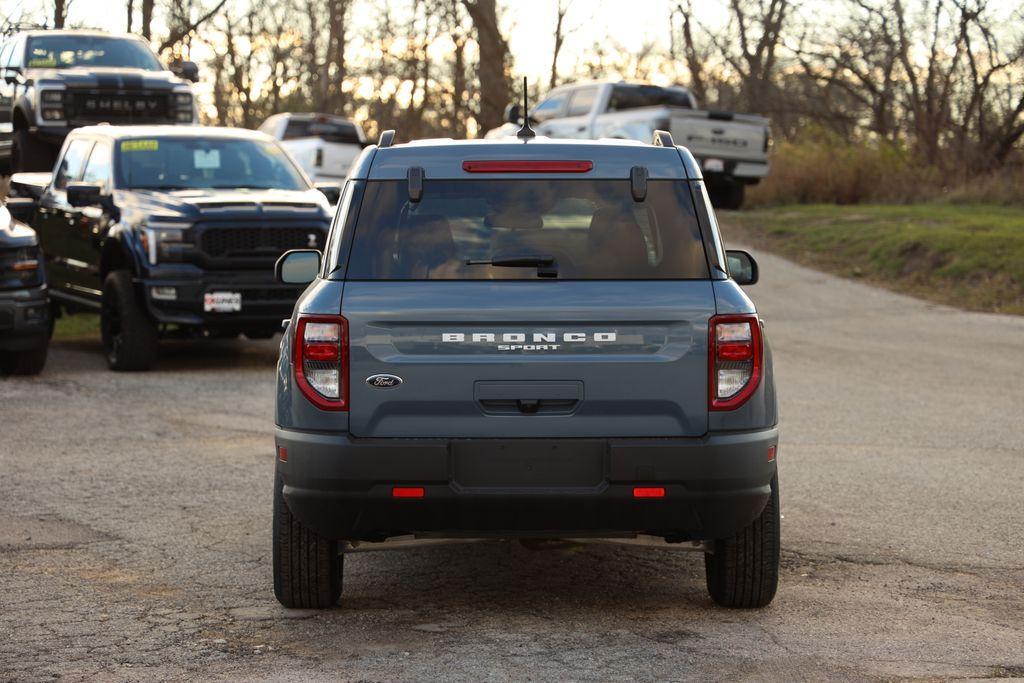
left=4, top=197, right=37, bottom=224
left=4, top=67, right=21, bottom=85
left=726, top=249, right=759, bottom=285
left=66, top=182, right=105, bottom=208
left=173, top=60, right=200, bottom=83
left=276, top=249, right=321, bottom=284
left=504, top=103, right=522, bottom=125
left=315, top=182, right=342, bottom=205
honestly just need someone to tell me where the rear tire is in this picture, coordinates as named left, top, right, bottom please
left=1, top=342, right=48, bottom=375
left=101, top=270, right=158, bottom=371
left=709, top=180, right=745, bottom=210
left=704, top=474, right=780, bottom=608
left=12, top=129, right=57, bottom=173
left=273, top=474, right=342, bottom=609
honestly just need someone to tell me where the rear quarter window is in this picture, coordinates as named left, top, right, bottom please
left=343, top=179, right=709, bottom=280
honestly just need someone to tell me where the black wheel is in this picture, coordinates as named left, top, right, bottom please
left=12, top=129, right=58, bottom=173
left=709, top=180, right=745, bottom=210
left=273, top=473, right=342, bottom=609
left=243, top=328, right=277, bottom=340
left=101, top=270, right=158, bottom=371
left=1, top=343, right=48, bottom=375
left=704, top=474, right=780, bottom=608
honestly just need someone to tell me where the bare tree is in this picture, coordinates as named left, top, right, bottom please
left=549, top=0, right=573, bottom=90
left=462, top=0, right=511, bottom=132
left=53, top=0, right=70, bottom=28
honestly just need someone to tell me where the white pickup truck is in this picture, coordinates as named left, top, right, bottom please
left=485, top=81, right=770, bottom=209
left=258, top=113, right=366, bottom=185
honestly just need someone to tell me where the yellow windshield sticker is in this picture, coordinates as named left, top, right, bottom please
left=121, top=140, right=159, bottom=152
left=27, top=58, right=58, bottom=67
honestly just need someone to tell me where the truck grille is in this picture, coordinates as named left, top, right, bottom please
left=69, top=91, right=171, bottom=123
left=199, top=226, right=327, bottom=260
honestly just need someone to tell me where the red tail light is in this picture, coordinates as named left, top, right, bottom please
left=293, top=315, right=349, bottom=411
left=462, top=160, right=593, bottom=173
left=633, top=487, right=666, bottom=498
left=709, top=314, right=763, bottom=411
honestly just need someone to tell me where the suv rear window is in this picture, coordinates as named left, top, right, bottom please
left=283, top=118, right=362, bottom=144
left=344, top=179, right=708, bottom=280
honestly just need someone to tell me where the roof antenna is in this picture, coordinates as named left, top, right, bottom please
left=515, top=76, right=535, bottom=141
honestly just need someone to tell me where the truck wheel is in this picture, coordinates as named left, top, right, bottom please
left=710, top=181, right=745, bottom=210
left=273, top=474, right=343, bottom=609
left=12, top=129, right=57, bottom=173
left=704, top=474, right=780, bottom=608
left=1, top=344, right=48, bottom=375
left=101, top=270, right=158, bottom=371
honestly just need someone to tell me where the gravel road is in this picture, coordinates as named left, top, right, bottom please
left=2, top=242, right=1023, bottom=681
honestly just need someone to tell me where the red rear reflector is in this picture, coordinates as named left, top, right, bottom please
left=767, top=445, right=777, bottom=462
left=278, top=446, right=288, bottom=462
left=304, top=342, right=340, bottom=362
left=717, top=341, right=753, bottom=361
left=392, top=487, right=425, bottom=499
left=462, top=160, right=593, bottom=173
left=633, top=487, right=666, bottom=498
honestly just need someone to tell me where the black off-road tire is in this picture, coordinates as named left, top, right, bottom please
left=1, top=343, right=48, bottom=375
left=704, top=474, right=780, bottom=608
left=710, top=180, right=746, bottom=210
left=273, top=474, right=343, bottom=609
left=12, top=129, right=58, bottom=173
left=101, top=270, right=158, bottom=371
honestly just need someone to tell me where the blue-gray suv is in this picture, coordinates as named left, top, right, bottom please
left=272, top=130, right=779, bottom=609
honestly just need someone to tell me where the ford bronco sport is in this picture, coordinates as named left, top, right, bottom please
left=272, top=130, right=779, bottom=609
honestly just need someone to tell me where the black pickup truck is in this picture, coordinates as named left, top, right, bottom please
left=0, top=29, right=198, bottom=173
left=12, top=124, right=337, bottom=371
left=0, top=198, right=49, bottom=374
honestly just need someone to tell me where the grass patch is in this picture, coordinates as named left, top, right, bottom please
left=53, top=314, right=100, bottom=341
left=721, top=204, right=1024, bottom=314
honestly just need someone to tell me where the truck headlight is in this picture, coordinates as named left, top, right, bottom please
left=171, top=87, right=195, bottom=123
left=141, top=225, right=191, bottom=264
left=38, top=88, right=66, bottom=123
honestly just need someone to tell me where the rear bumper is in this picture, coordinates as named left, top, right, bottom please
left=697, top=158, right=769, bottom=182
left=275, top=427, right=778, bottom=542
left=0, top=286, right=50, bottom=351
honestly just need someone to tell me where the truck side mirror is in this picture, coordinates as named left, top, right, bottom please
left=66, top=182, right=105, bottom=208
left=726, top=249, right=759, bottom=285
left=276, top=249, right=321, bottom=284
left=504, top=103, right=522, bottom=125
left=173, top=60, right=200, bottom=83
left=315, top=182, right=342, bottom=205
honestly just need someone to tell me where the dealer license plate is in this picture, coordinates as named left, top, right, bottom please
left=204, top=292, right=242, bottom=313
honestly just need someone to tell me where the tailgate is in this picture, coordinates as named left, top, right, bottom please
left=344, top=281, right=713, bottom=438
left=670, top=114, right=766, bottom=162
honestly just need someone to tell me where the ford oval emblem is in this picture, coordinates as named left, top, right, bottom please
left=366, top=373, right=403, bottom=389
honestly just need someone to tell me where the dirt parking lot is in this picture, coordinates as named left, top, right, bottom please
left=2, top=246, right=1023, bottom=681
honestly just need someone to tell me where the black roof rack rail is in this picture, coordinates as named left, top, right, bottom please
left=652, top=130, right=674, bottom=147
left=378, top=130, right=396, bottom=148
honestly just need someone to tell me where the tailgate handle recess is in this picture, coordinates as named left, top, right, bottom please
left=475, top=381, right=583, bottom=416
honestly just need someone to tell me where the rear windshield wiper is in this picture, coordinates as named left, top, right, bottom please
left=466, top=255, right=558, bottom=278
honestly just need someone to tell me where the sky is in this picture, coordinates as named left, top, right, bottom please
left=1, top=0, right=724, bottom=83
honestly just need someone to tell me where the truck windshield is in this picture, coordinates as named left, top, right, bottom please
left=26, top=36, right=163, bottom=71
left=344, top=179, right=709, bottom=280
left=115, top=137, right=309, bottom=191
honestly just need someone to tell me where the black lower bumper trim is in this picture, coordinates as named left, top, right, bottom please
left=275, top=428, right=778, bottom=542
